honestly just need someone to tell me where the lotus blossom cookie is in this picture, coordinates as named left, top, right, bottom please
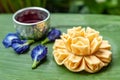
left=53, top=26, right=112, bottom=73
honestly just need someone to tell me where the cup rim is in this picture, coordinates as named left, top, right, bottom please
left=13, top=7, right=50, bottom=25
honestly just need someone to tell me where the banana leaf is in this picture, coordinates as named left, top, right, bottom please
left=0, top=14, right=120, bottom=80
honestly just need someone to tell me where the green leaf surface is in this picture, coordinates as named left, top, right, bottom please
left=0, top=14, right=120, bottom=80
